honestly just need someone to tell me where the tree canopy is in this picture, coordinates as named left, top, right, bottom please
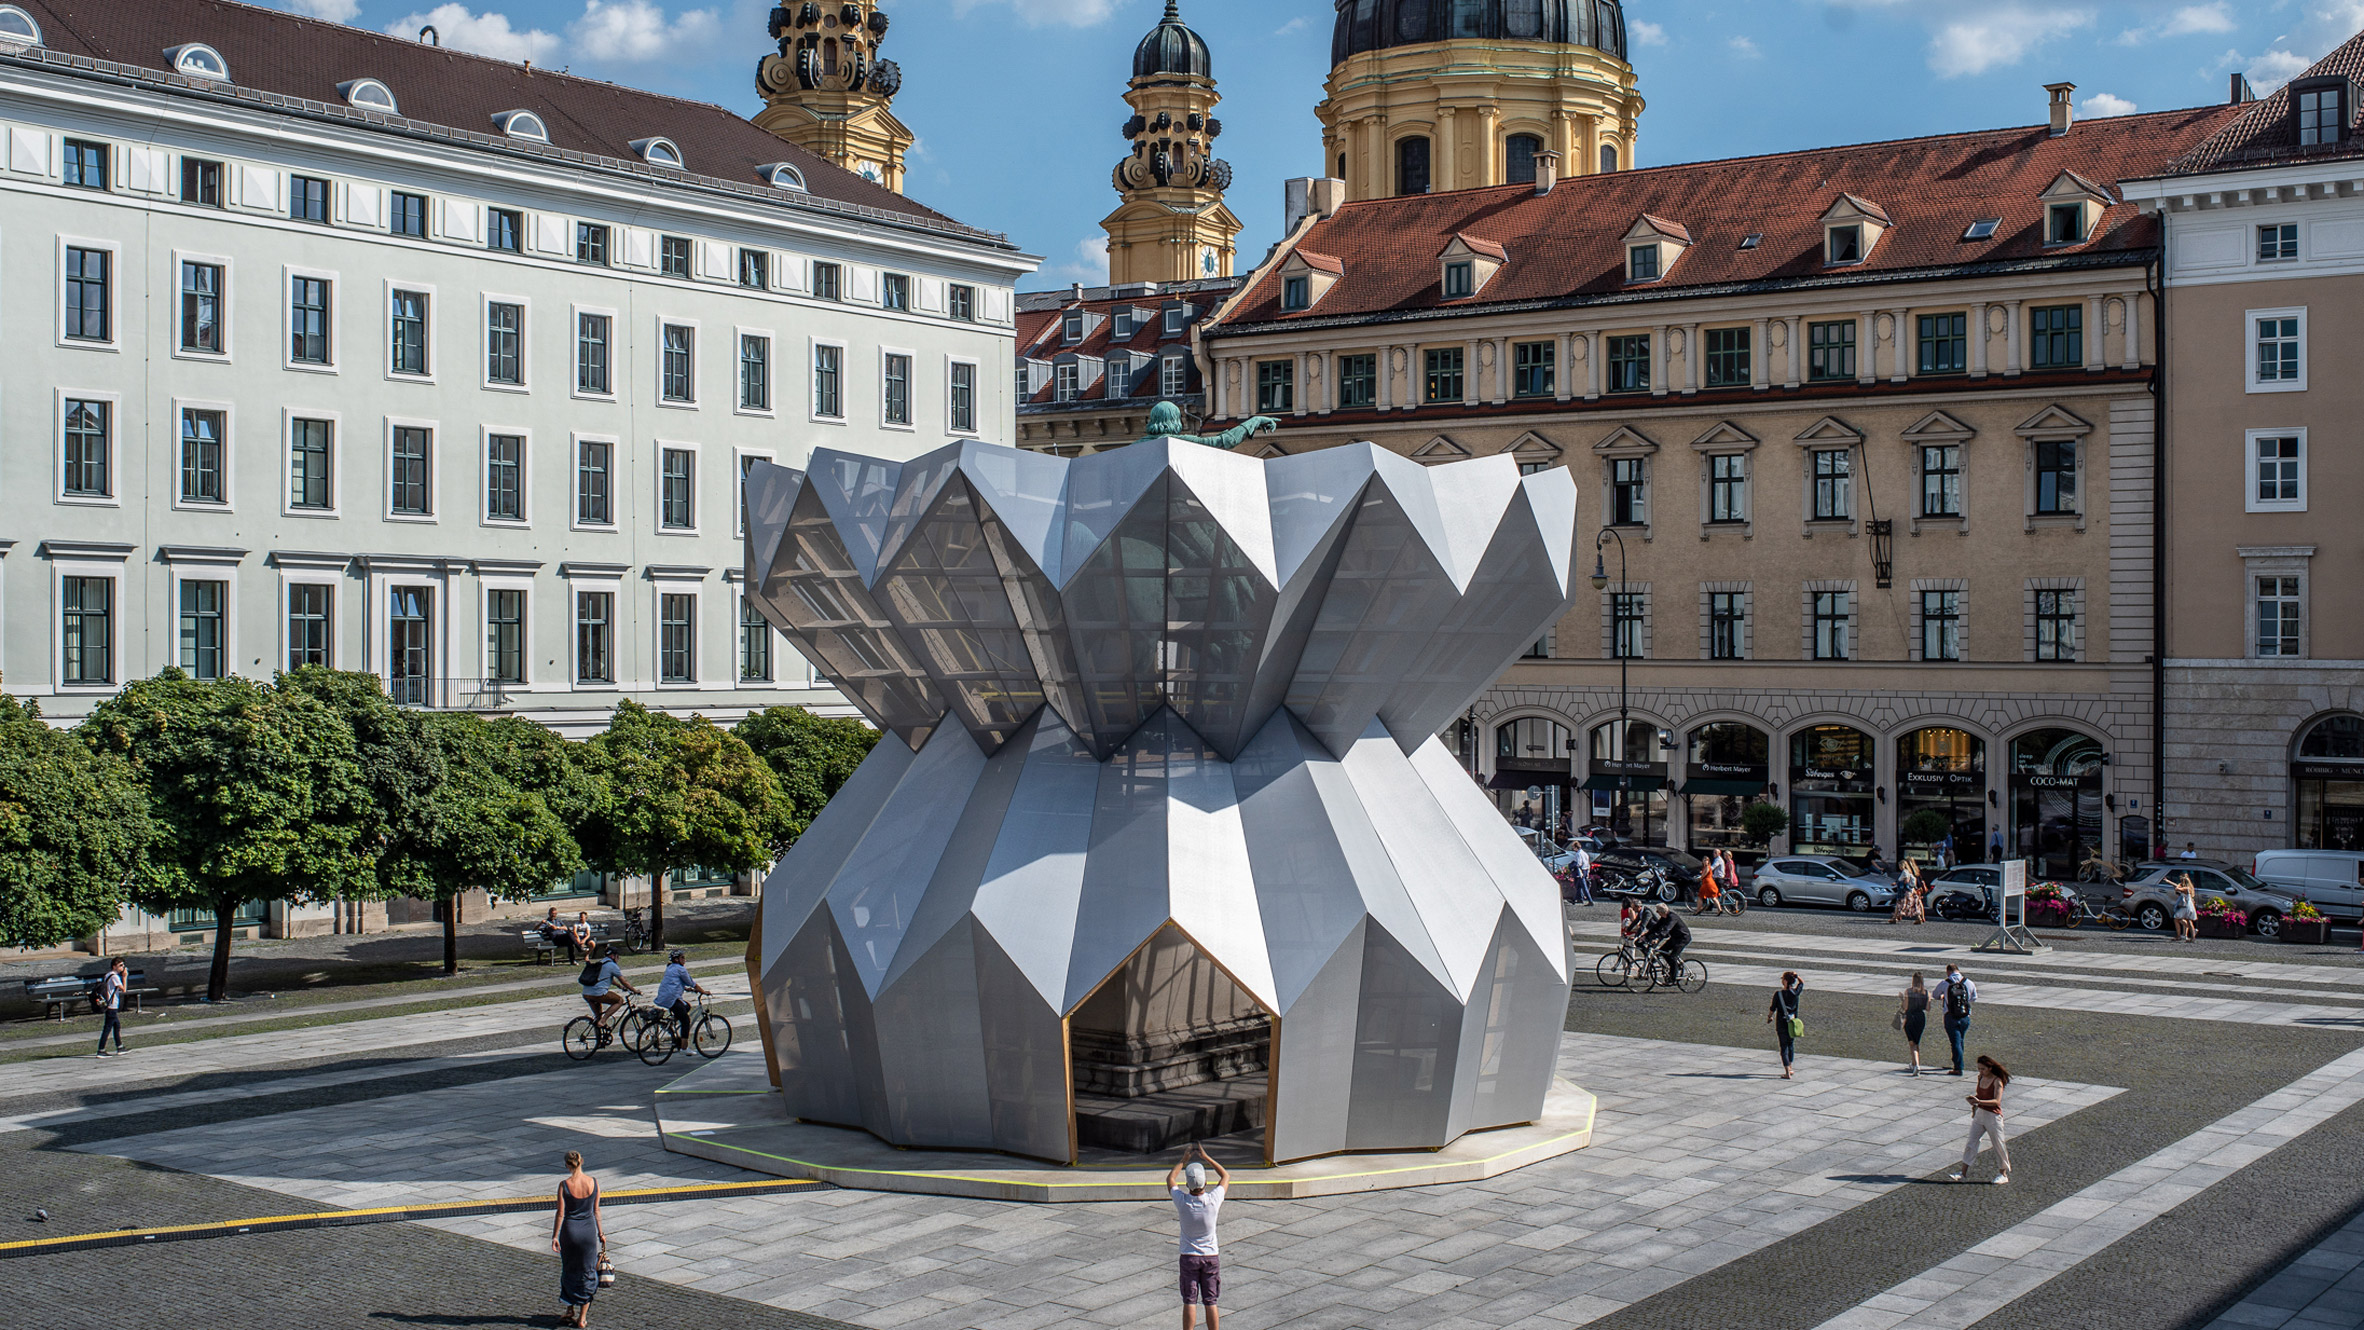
left=580, top=701, right=781, bottom=948
left=0, top=697, right=153, bottom=949
left=732, top=706, right=880, bottom=855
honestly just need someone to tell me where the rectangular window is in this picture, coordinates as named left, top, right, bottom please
left=1513, top=341, right=1555, bottom=397
left=660, top=235, right=690, bottom=278
left=2255, top=314, right=2302, bottom=385
left=1807, top=320, right=1856, bottom=380
left=950, top=361, right=976, bottom=433
left=950, top=284, right=975, bottom=321
left=62, top=398, right=110, bottom=498
left=660, top=448, right=694, bottom=529
left=287, top=583, right=331, bottom=669
left=882, top=273, right=909, bottom=310
left=487, top=208, right=522, bottom=253
left=60, top=576, right=112, bottom=686
left=390, top=289, right=428, bottom=376
left=740, top=597, right=772, bottom=683
left=2257, top=576, right=2301, bottom=657
left=2029, top=304, right=2082, bottom=369
left=2034, top=439, right=2077, bottom=515
left=179, top=580, right=227, bottom=679
left=1611, top=593, right=1645, bottom=659
left=659, top=594, right=696, bottom=684
left=63, top=139, right=106, bottom=189
left=2299, top=86, right=2343, bottom=145
left=1708, top=454, right=1746, bottom=523
left=180, top=408, right=225, bottom=505
left=575, top=591, right=614, bottom=684
left=390, top=191, right=427, bottom=238
left=812, top=262, right=842, bottom=302
left=1827, top=224, right=1863, bottom=264
left=1917, top=313, right=1967, bottom=375
left=65, top=246, right=109, bottom=342
left=486, top=433, right=524, bottom=521
left=384, top=590, right=428, bottom=699
left=1610, top=457, right=1647, bottom=525
left=2046, top=203, right=2085, bottom=246
left=1338, top=354, right=1375, bottom=407
left=290, top=276, right=330, bottom=364
left=1423, top=347, right=1464, bottom=403
left=576, top=223, right=609, bottom=266
left=389, top=426, right=431, bottom=515
left=1627, top=244, right=1659, bottom=282
left=1062, top=310, right=1085, bottom=343
left=577, top=440, right=612, bottom=525
left=289, top=175, right=329, bottom=224
left=2035, top=589, right=2076, bottom=662
left=180, top=157, right=222, bottom=207
left=2258, top=223, right=2298, bottom=262
left=1919, top=590, right=1961, bottom=662
left=1710, top=592, right=1745, bottom=660
left=486, top=589, right=526, bottom=685
left=1812, top=591, right=1850, bottom=661
left=486, top=302, right=522, bottom=385
left=1283, top=275, right=1310, bottom=310
left=1443, top=261, right=1474, bottom=297
left=1921, top=444, right=1962, bottom=518
left=576, top=313, right=611, bottom=394
left=1811, top=448, right=1852, bottom=520
left=1054, top=363, right=1078, bottom=403
left=180, top=261, right=223, bottom=354
left=815, top=344, right=843, bottom=417
left=660, top=324, right=694, bottom=402
left=290, top=418, right=332, bottom=510
left=740, top=334, right=771, bottom=411
left=1704, top=327, right=1750, bottom=387
left=884, top=352, right=911, bottom=424
left=1257, top=360, right=1295, bottom=413
left=2252, top=434, right=2303, bottom=510
left=1606, top=334, right=1650, bottom=393
left=1155, top=355, right=1186, bottom=399
left=731, top=248, right=765, bottom=290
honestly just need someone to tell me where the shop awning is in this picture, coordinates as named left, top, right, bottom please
left=1488, top=771, right=1570, bottom=790
left=1678, top=779, right=1766, bottom=798
left=1581, top=774, right=1666, bottom=793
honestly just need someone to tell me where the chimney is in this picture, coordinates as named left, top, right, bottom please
left=2230, top=72, right=2257, bottom=104
left=1070, top=282, right=1083, bottom=301
left=1283, top=177, right=1348, bottom=234
left=1532, top=149, right=1562, bottom=196
left=1310, top=177, right=1343, bottom=220
left=2046, top=82, right=2076, bottom=136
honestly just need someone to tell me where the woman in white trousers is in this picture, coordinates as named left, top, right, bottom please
left=1950, top=1054, right=2012, bottom=1184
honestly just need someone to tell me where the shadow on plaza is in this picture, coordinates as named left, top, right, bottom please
left=369, top=1315, right=550, bottom=1327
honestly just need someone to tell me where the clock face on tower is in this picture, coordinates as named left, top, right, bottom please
left=857, top=160, right=881, bottom=181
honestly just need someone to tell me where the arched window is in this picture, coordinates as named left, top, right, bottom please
left=631, top=137, right=684, bottom=168
left=1788, top=724, right=1876, bottom=855
left=1505, top=133, right=1543, bottom=185
left=1599, top=143, right=1619, bottom=173
left=0, top=5, right=42, bottom=47
left=762, top=162, right=808, bottom=192
left=1505, top=0, right=1545, bottom=39
left=2299, top=715, right=2364, bottom=759
left=1396, top=135, right=1431, bottom=196
left=166, top=44, right=230, bottom=80
left=1450, top=0, right=1490, bottom=38
left=1336, top=152, right=1347, bottom=180
left=1498, top=716, right=1573, bottom=760
left=492, top=110, right=549, bottom=142
left=338, top=78, right=398, bottom=113
left=1395, top=0, right=1430, bottom=43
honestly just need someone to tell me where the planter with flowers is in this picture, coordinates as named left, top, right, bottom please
left=2025, top=881, right=2075, bottom=928
left=2195, top=897, right=2249, bottom=939
left=2283, top=899, right=2333, bottom=945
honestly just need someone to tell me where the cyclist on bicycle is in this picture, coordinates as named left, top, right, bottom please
left=1639, top=904, right=1692, bottom=978
left=653, top=949, right=710, bottom=1045
left=578, top=943, right=639, bottom=1029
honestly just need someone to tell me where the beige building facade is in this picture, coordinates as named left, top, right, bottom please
left=753, top=0, right=913, bottom=192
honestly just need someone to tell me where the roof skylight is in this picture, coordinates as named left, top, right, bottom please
left=631, top=137, right=684, bottom=168
left=0, top=6, right=41, bottom=48
left=1963, top=218, right=2002, bottom=241
left=1739, top=233, right=1762, bottom=250
left=338, top=78, right=398, bottom=114
left=492, top=110, right=549, bottom=143
left=761, top=162, right=808, bottom=192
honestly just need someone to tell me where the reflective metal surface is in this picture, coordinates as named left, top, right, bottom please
left=750, top=440, right=1578, bottom=1164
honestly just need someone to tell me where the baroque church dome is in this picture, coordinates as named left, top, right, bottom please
left=1331, top=0, right=1630, bottom=63
left=1134, top=0, right=1212, bottom=79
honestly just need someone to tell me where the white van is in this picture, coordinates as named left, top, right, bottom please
left=2251, top=850, right=2364, bottom=920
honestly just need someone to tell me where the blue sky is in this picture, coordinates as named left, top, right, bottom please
left=287, top=0, right=2364, bottom=287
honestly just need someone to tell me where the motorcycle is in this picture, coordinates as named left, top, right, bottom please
left=1928, top=885, right=1991, bottom=921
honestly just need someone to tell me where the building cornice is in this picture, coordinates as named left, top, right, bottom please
left=270, top=550, right=352, bottom=571
left=157, top=545, right=250, bottom=566
left=39, top=540, right=135, bottom=561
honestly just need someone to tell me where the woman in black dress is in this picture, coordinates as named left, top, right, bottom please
left=1766, top=971, right=1805, bottom=1079
left=1897, top=972, right=1930, bottom=1075
left=551, top=1150, right=605, bottom=1326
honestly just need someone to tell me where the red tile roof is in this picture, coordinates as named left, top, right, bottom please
left=1012, top=289, right=1207, bottom=407
left=2165, top=31, right=2364, bottom=174
left=7, top=0, right=987, bottom=236
left=1293, top=249, right=1345, bottom=274
left=1445, top=232, right=1509, bottom=260
left=1219, top=105, right=2242, bottom=329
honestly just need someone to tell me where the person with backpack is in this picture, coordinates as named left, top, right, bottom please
left=1931, top=963, right=1977, bottom=1076
left=94, top=958, right=127, bottom=1057
left=577, top=943, right=638, bottom=1032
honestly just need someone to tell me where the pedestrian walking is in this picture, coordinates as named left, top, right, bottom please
left=1931, top=964, right=1977, bottom=1075
left=1767, top=971, right=1805, bottom=1079
left=1570, top=839, right=1596, bottom=906
left=1890, top=861, right=1925, bottom=924
left=2173, top=872, right=2200, bottom=943
left=1166, top=1143, right=1230, bottom=1330
left=1896, top=972, right=1930, bottom=1075
left=2178, top=842, right=2199, bottom=861
left=1693, top=868, right=1721, bottom=916
left=550, top=1150, right=605, bottom=1326
left=93, top=958, right=126, bottom=1057
left=1715, top=849, right=1741, bottom=906
left=1947, top=1055, right=2013, bottom=1185
left=1988, top=831, right=2005, bottom=863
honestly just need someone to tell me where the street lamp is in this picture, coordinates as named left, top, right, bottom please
left=1591, top=528, right=1631, bottom=841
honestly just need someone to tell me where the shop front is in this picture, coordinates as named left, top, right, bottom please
left=1789, top=724, right=1875, bottom=857
left=1897, top=727, right=1987, bottom=865
left=2009, top=728, right=2104, bottom=880
left=2294, top=716, right=2364, bottom=851
left=1682, top=721, right=1772, bottom=867
left=1493, top=716, right=1575, bottom=832
left=1588, top=718, right=1668, bottom=844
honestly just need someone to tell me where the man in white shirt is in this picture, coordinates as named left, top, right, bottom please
left=94, top=958, right=126, bottom=1057
left=1165, top=1142, right=1231, bottom=1329
left=2178, top=843, right=2199, bottom=861
left=1571, top=841, right=1596, bottom=906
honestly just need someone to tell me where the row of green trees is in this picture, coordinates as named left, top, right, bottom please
left=0, top=668, right=877, bottom=1001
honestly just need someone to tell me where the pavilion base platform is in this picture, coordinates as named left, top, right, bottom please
left=654, top=1051, right=1596, bottom=1203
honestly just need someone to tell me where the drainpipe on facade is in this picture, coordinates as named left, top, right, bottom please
left=2146, top=252, right=2167, bottom=860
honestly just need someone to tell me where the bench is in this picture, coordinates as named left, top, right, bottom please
left=522, top=924, right=611, bottom=965
left=22, top=969, right=154, bottom=1021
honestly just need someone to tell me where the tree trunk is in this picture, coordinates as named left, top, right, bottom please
left=442, top=892, right=461, bottom=976
left=207, top=899, right=236, bottom=1003
left=649, top=868, right=667, bottom=950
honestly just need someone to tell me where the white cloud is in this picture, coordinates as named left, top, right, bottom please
left=283, top=0, right=360, bottom=20
left=1051, top=236, right=1110, bottom=285
left=2243, top=48, right=2318, bottom=92
left=1927, top=7, right=2092, bottom=78
left=1275, top=16, right=1310, bottom=36
left=1630, top=19, right=1667, bottom=46
left=2116, top=2, right=2235, bottom=44
left=1727, top=34, right=1760, bottom=58
left=383, top=4, right=557, bottom=62
left=569, top=0, right=721, bottom=63
left=2080, top=91, right=2138, bottom=117
left=951, top=0, right=1121, bottom=26
left=2217, top=1, right=2364, bottom=93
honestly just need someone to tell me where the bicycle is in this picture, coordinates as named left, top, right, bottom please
left=562, top=991, right=657, bottom=1061
left=1695, top=887, right=1747, bottom=917
left=2077, top=851, right=2131, bottom=885
left=1595, top=942, right=1646, bottom=989
left=616, top=907, right=650, bottom=956
left=636, top=992, right=734, bottom=1066
left=1642, top=950, right=1709, bottom=994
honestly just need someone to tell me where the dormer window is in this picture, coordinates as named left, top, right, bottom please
left=1620, top=215, right=1689, bottom=287
left=1443, top=261, right=1473, bottom=298
left=2037, top=171, right=2111, bottom=249
left=166, top=44, right=229, bottom=80
left=1113, top=307, right=1135, bottom=338
left=2046, top=203, right=2085, bottom=246
left=2293, top=76, right=2353, bottom=147
left=1434, top=233, right=1506, bottom=299
left=0, top=6, right=42, bottom=47
left=1827, top=225, right=1862, bottom=265
left=337, top=79, right=398, bottom=113
left=1283, top=276, right=1310, bottom=310
left=1627, top=245, right=1659, bottom=282
left=1164, top=302, right=1188, bottom=335
left=492, top=110, right=548, bottom=143
left=631, top=137, right=684, bottom=168
left=1819, top=194, right=1889, bottom=267
left=760, top=162, right=807, bottom=192
left=1063, top=310, right=1085, bottom=343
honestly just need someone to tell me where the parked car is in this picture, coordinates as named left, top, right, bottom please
left=1924, top=865, right=2002, bottom=920
left=1751, top=856, right=1898, bottom=912
left=2251, top=850, right=2364, bottom=922
left=1518, top=828, right=1600, bottom=876
left=1593, top=846, right=1706, bottom=902
left=2106, top=861, right=2303, bottom=937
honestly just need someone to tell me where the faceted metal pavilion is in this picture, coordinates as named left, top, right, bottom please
left=743, top=437, right=1579, bottom=1164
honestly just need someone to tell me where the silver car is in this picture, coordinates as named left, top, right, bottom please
left=1752, top=856, right=1898, bottom=912
left=2104, top=861, right=2302, bottom=938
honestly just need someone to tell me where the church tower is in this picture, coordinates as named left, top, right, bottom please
left=1319, top=0, right=1644, bottom=202
left=754, top=2, right=912, bottom=193
left=1103, top=1, right=1242, bottom=285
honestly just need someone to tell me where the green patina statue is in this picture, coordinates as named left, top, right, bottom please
left=1141, top=399, right=1281, bottom=450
